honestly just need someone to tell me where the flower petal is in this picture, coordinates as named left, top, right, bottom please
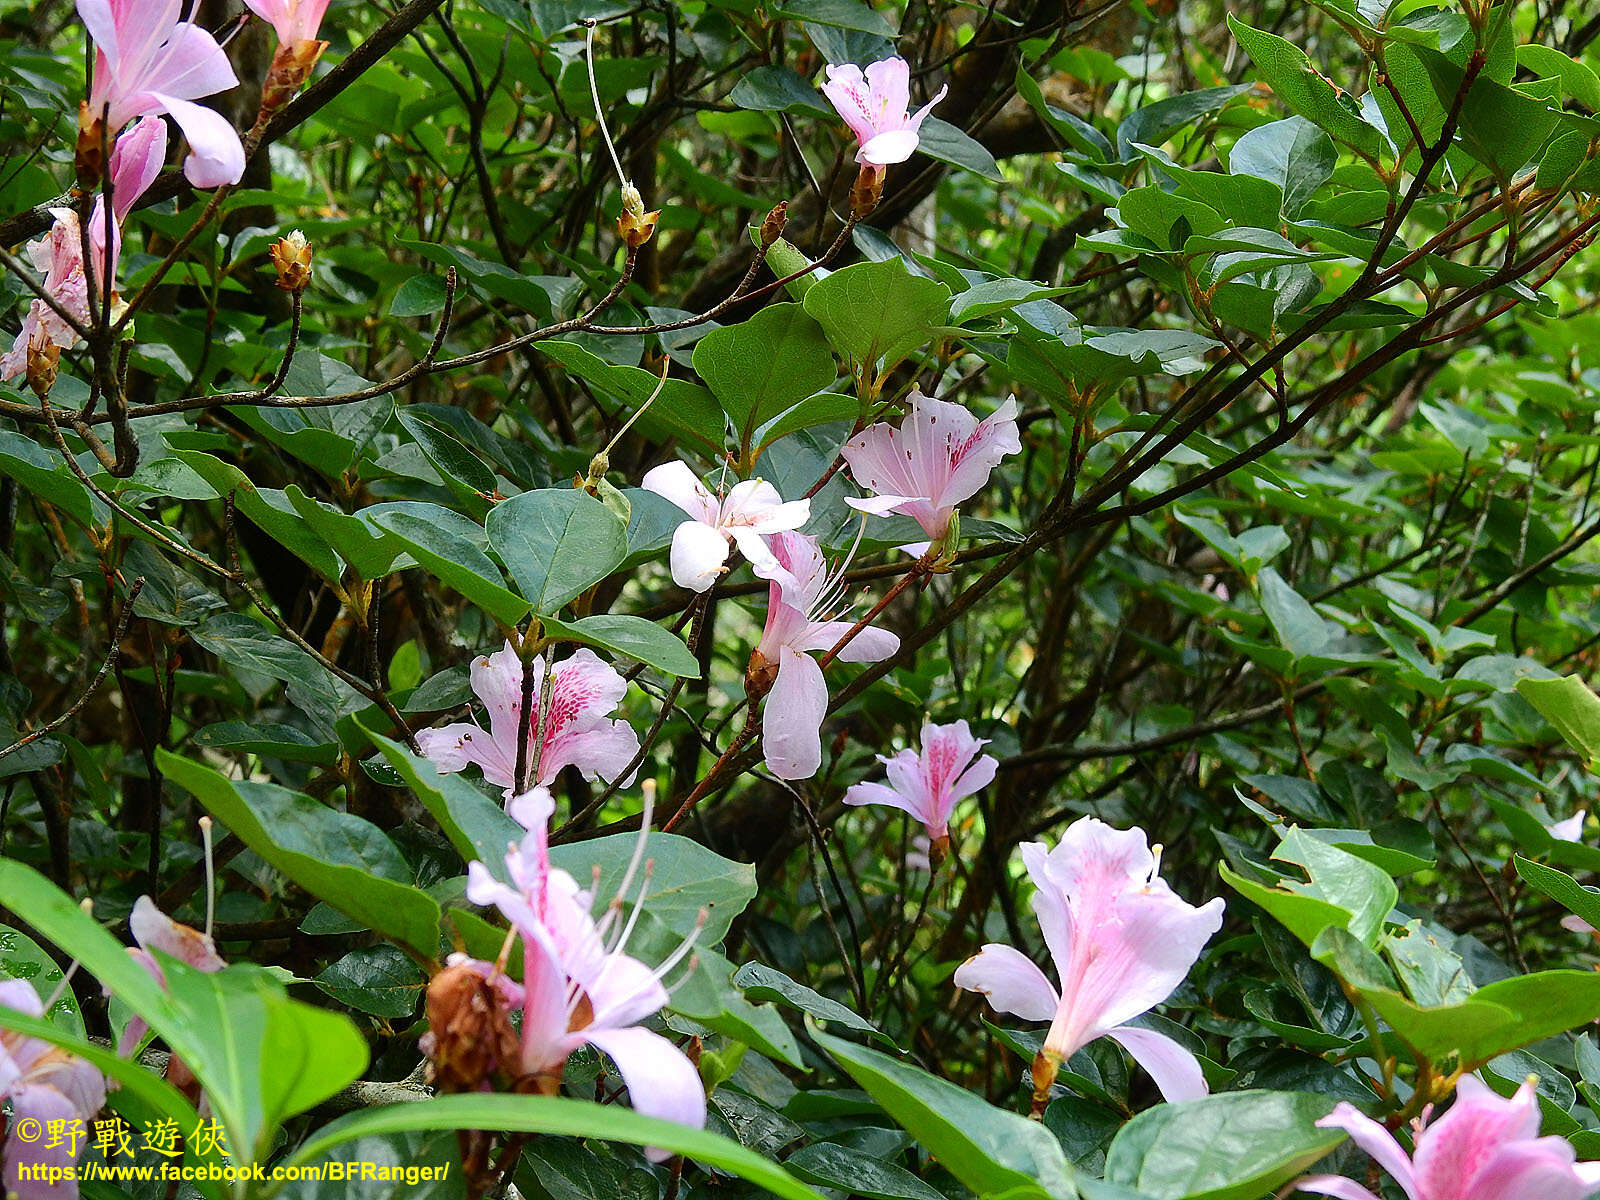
left=642, top=460, right=719, bottom=524
left=859, top=128, right=921, bottom=165
left=669, top=519, right=732, bottom=592
left=1317, top=1102, right=1420, bottom=1199
left=582, top=1026, right=707, bottom=1159
left=109, top=114, right=168, bottom=223
left=1291, top=1178, right=1383, bottom=1200
left=129, top=895, right=225, bottom=971
left=952, top=943, right=1058, bottom=1022
left=149, top=94, right=243, bottom=187
left=762, top=645, right=828, bottom=780
left=1104, top=1024, right=1209, bottom=1103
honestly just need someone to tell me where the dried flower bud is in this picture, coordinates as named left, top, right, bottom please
left=621, top=182, right=646, bottom=220
left=24, top=331, right=60, bottom=401
left=850, top=163, right=885, bottom=219
left=745, top=648, right=778, bottom=702
left=269, top=230, right=313, bottom=293
left=75, top=103, right=106, bottom=189
left=257, top=38, right=328, bottom=125
left=423, top=961, right=520, bottom=1095
left=759, top=201, right=789, bottom=249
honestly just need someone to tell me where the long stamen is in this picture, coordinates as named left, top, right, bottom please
left=651, top=907, right=708, bottom=984
left=608, top=779, right=655, bottom=910
left=583, top=20, right=629, bottom=191
left=43, top=901, right=91, bottom=1011
left=604, top=861, right=653, bottom=957
left=199, top=815, right=216, bottom=939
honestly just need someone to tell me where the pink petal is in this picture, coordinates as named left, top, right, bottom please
left=109, top=114, right=168, bottom=223
left=540, top=720, right=640, bottom=786
left=765, top=531, right=829, bottom=612
left=1415, top=1075, right=1543, bottom=1200
left=906, top=83, right=948, bottom=133
left=762, top=645, right=827, bottom=780
left=0, top=978, right=43, bottom=1018
left=6, top=1080, right=99, bottom=1200
left=1548, top=810, right=1588, bottom=841
left=859, top=128, right=921, bottom=165
left=801, top=619, right=900, bottom=663
left=1292, top=1178, right=1383, bottom=1200
left=129, top=895, right=225, bottom=971
left=242, top=0, right=293, bottom=41
left=580, top=951, right=668, bottom=1032
left=1461, top=1141, right=1600, bottom=1200
left=726, top=525, right=783, bottom=578
left=934, top=395, right=1021, bottom=511
left=150, top=94, right=243, bottom=187
left=417, top=721, right=517, bottom=792
left=1104, top=1024, right=1208, bottom=1102
left=669, top=519, right=732, bottom=593
left=951, top=943, right=1058, bottom=1022
left=76, top=0, right=121, bottom=69
left=582, top=1026, right=707, bottom=1159
left=842, top=778, right=932, bottom=826
left=141, top=25, right=238, bottom=102
left=862, top=58, right=911, bottom=124
left=845, top=494, right=917, bottom=516
left=820, top=63, right=878, bottom=147
left=642, top=461, right=719, bottom=524
left=1317, top=1102, right=1420, bottom=1199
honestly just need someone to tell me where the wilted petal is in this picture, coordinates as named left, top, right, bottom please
left=129, top=895, right=225, bottom=972
left=952, top=944, right=1057, bottom=1022
left=582, top=1026, right=707, bottom=1159
left=1105, top=1024, right=1208, bottom=1103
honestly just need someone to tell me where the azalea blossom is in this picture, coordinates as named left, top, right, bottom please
left=417, top=642, right=640, bottom=798
left=641, top=461, right=811, bottom=593
left=843, top=719, right=996, bottom=856
left=0, top=979, right=108, bottom=1200
left=820, top=57, right=947, bottom=166
left=1297, top=1075, right=1600, bottom=1200
left=1549, top=809, right=1588, bottom=842
left=456, top=788, right=706, bottom=1155
left=78, top=0, right=245, bottom=187
left=751, top=531, right=900, bottom=781
left=953, top=817, right=1224, bottom=1108
left=843, top=392, right=1022, bottom=553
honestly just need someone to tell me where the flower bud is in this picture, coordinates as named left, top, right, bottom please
left=745, top=648, right=778, bottom=702
left=423, top=961, right=520, bottom=1095
left=24, top=334, right=60, bottom=402
left=269, top=230, right=313, bottom=293
left=760, top=201, right=789, bottom=249
left=617, top=196, right=661, bottom=252
left=850, top=163, right=885, bottom=219
left=258, top=38, right=329, bottom=124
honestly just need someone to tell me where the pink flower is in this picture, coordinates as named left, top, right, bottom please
left=116, top=894, right=226, bottom=1060
left=753, top=531, right=900, bottom=781
left=819, top=57, right=947, bottom=166
left=844, top=719, right=996, bottom=844
left=1549, top=810, right=1588, bottom=842
left=953, top=817, right=1224, bottom=1105
left=0, top=979, right=107, bottom=1200
left=1297, top=1076, right=1600, bottom=1200
left=842, top=392, right=1021, bottom=552
left=2, top=116, right=167, bottom=384
left=417, top=642, right=640, bottom=798
left=641, top=461, right=811, bottom=593
left=78, top=0, right=245, bottom=187
left=461, top=789, right=705, bottom=1155
left=243, top=0, right=331, bottom=46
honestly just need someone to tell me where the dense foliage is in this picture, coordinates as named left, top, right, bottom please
left=12, top=0, right=1600, bottom=1197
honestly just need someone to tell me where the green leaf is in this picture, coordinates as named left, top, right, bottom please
left=729, top=65, right=833, bottom=116
left=540, top=339, right=725, bottom=457
left=1517, top=44, right=1600, bottom=111
left=803, top=258, right=952, bottom=375
left=1228, top=116, right=1336, bottom=218
left=159, top=749, right=442, bottom=957
left=551, top=832, right=756, bottom=944
left=398, top=408, right=498, bottom=506
left=315, top=945, right=427, bottom=1018
left=1256, top=567, right=1330, bottom=658
left=774, top=0, right=896, bottom=37
left=916, top=117, right=1003, bottom=181
left=486, top=489, right=628, bottom=615
left=1514, top=855, right=1600, bottom=931
left=732, top=961, right=896, bottom=1047
left=0, top=924, right=85, bottom=1035
left=539, top=613, right=700, bottom=678
left=785, top=1142, right=947, bottom=1200
left=283, top=1093, right=826, bottom=1200
left=814, top=1027, right=1078, bottom=1200
left=390, top=273, right=450, bottom=317
left=285, top=485, right=406, bottom=579
left=1102, top=1090, right=1340, bottom=1200
left=1226, top=17, right=1383, bottom=156
left=1221, top=830, right=1396, bottom=949
left=1516, top=674, right=1600, bottom=764
left=370, top=502, right=530, bottom=626
left=692, top=303, right=837, bottom=440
